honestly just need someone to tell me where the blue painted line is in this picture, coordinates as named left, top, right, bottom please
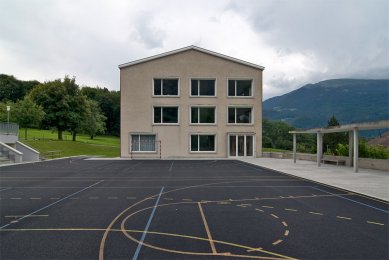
left=0, top=180, right=104, bottom=230
left=310, top=186, right=389, bottom=214
left=132, top=186, right=165, bottom=260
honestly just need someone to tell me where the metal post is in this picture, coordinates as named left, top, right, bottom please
left=317, top=132, right=322, bottom=167
left=348, top=131, right=353, bottom=167
left=293, top=133, right=297, bottom=163
left=353, top=128, right=359, bottom=173
left=6, top=106, right=10, bottom=133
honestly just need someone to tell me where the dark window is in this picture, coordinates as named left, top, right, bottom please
left=154, top=107, right=178, bottom=124
left=228, top=79, right=252, bottom=96
left=191, top=79, right=215, bottom=96
left=228, top=107, right=252, bottom=124
left=154, top=79, right=178, bottom=96
left=191, top=135, right=215, bottom=152
left=191, top=107, right=215, bottom=124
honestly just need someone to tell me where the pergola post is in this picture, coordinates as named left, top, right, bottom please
left=293, top=133, right=296, bottom=163
left=348, top=131, right=353, bottom=167
left=317, top=132, right=323, bottom=167
left=353, top=128, right=359, bottom=173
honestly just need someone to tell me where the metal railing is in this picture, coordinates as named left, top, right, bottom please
left=0, top=122, right=19, bottom=135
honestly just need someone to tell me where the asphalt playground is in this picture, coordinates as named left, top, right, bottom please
left=0, top=158, right=388, bottom=259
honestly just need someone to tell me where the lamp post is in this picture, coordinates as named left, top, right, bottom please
left=6, top=105, right=10, bottom=134
left=6, top=105, right=10, bottom=124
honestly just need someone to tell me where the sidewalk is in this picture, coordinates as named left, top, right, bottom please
left=239, top=158, right=389, bottom=202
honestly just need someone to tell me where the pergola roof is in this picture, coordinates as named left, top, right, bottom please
left=289, top=120, right=389, bottom=134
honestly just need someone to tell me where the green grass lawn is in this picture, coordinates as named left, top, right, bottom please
left=19, top=128, right=120, bottom=158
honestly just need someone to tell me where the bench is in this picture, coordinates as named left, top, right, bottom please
left=321, top=158, right=346, bottom=166
left=42, top=150, right=62, bottom=159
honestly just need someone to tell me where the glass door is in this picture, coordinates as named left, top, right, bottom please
left=229, top=134, right=254, bottom=157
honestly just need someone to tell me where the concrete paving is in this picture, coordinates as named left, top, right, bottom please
left=240, top=157, right=389, bottom=201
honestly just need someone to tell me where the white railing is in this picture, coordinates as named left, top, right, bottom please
left=0, top=122, right=19, bottom=135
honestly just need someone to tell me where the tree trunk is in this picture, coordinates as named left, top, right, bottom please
left=72, top=131, right=76, bottom=141
left=90, top=135, right=94, bottom=140
left=25, top=128, right=28, bottom=140
left=58, top=129, right=63, bottom=140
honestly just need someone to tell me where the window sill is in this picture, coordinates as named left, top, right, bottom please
left=189, top=96, right=217, bottom=98
left=227, top=123, right=254, bottom=126
left=152, top=95, right=180, bottom=98
left=131, top=151, right=157, bottom=153
left=189, top=123, right=217, bottom=126
left=152, top=123, right=180, bottom=126
left=189, top=151, right=217, bottom=154
left=227, top=96, right=254, bottom=98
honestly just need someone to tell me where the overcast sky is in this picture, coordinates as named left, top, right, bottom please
left=1, top=0, right=388, bottom=100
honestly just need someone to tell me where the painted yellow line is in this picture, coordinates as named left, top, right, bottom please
left=198, top=202, right=217, bottom=254
left=2, top=227, right=296, bottom=259
left=271, top=214, right=279, bottom=219
left=247, top=247, right=262, bottom=252
left=336, top=216, right=352, bottom=220
left=272, top=239, right=283, bottom=246
left=284, top=208, right=297, bottom=212
left=255, top=208, right=264, bottom=212
left=282, top=221, right=288, bottom=227
left=262, top=205, right=274, bottom=209
left=309, top=211, right=323, bottom=216
left=367, top=221, right=384, bottom=226
left=49, top=197, right=60, bottom=200
left=284, top=230, right=289, bottom=236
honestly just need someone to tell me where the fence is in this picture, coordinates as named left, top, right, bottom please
left=130, top=140, right=162, bottom=159
left=0, top=122, right=19, bottom=135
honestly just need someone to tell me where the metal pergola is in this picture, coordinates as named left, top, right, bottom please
left=289, top=120, right=389, bottom=172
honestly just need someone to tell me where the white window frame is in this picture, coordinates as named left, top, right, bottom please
left=190, top=78, right=217, bottom=97
left=189, top=106, right=217, bottom=125
left=130, top=133, right=157, bottom=153
left=227, top=106, right=254, bottom=125
left=152, top=78, right=180, bottom=97
left=227, top=78, right=254, bottom=98
left=189, top=133, right=217, bottom=153
left=153, top=106, right=180, bottom=125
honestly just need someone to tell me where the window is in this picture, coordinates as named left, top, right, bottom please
left=154, top=107, right=179, bottom=124
left=191, top=107, right=215, bottom=124
left=228, top=79, right=252, bottom=97
left=131, top=135, right=156, bottom=152
left=190, top=135, right=215, bottom=152
left=154, top=78, right=179, bottom=96
left=191, top=79, right=215, bottom=96
left=228, top=107, right=252, bottom=124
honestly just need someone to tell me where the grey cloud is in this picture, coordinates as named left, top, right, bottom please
left=132, top=12, right=166, bottom=49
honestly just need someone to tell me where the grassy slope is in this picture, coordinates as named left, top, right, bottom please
left=19, top=128, right=120, bottom=158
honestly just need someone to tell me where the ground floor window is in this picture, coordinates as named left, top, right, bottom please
left=190, top=134, right=215, bottom=152
left=131, top=134, right=156, bottom=152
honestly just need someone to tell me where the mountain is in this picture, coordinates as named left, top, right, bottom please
left=263, top=79, right=389, bottom=129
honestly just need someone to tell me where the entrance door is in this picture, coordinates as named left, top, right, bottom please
left=229, top=134, right=254, bottom=157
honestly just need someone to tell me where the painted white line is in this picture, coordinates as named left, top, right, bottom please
left=0, top=180, right=104, bottom=230
left=0, top=187, right=11, bottom=192
left=169, top=161, right=174, bottom=172
left=132, top=186, right=164, bottom=260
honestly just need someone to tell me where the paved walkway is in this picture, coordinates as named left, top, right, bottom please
left=240, top=158, right=389, bottom=201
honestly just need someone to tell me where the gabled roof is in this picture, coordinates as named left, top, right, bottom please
left=118, top=45, right=265, bottom=70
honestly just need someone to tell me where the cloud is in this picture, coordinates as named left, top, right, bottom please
left=0, top=0, right=388, bottom=99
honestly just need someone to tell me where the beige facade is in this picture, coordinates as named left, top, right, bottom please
left=120, top=46, right=264, bottom=159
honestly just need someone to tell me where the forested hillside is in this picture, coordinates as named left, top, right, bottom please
left=263, top=79, right=389, bottom=129
left=0, top=74, right=120, bottom=137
